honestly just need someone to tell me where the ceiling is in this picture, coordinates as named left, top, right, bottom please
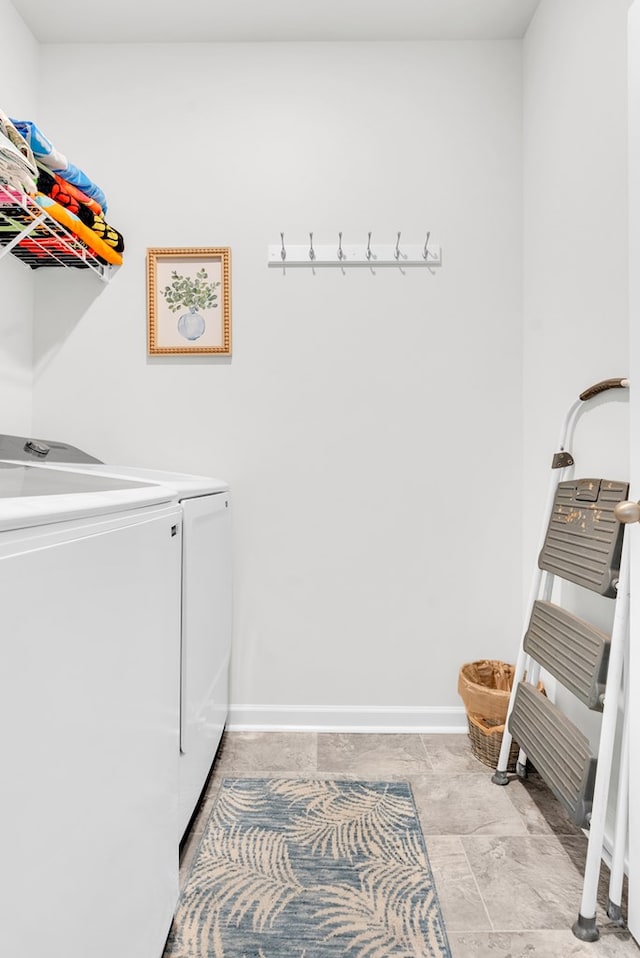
left=11, top=0, right=542, bottom=43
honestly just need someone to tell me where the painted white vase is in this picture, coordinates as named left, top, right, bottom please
left=178, top=307, right=206, bottom=341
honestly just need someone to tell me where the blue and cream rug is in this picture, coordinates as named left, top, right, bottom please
left=165, top=778, right=451, bottom=958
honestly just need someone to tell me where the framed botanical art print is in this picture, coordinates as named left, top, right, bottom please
left=147, top=247, right=231, bottom=355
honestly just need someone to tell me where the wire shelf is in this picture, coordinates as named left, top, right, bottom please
left=0, top=185, right=114, bottom=282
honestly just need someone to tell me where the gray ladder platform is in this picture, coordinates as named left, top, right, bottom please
left=508, top=682, right=597, bottom=827
left=538, top=479, right=628, bottom=596
left=524, top=601, right=610, bottom=711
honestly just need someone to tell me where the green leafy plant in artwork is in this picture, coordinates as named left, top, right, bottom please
left=162, top=268, right=221, bottom=313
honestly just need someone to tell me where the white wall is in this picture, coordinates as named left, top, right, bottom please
left=523, top=0, right=630, bottom=681
left=0, top=0, right=38, bottom=433
left=522, top=0, right=630, bottom=854
left=523, top=0, right=630, bottom=682
left=7, top=5, right=629, bottom=729
left=29, top=40, right=523, bottom=728
left=627, top=0, right=640, bottom=938
left=523, top=0, right=630, bottom=583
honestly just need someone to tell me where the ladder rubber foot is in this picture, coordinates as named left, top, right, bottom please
left=491, top=769, right=509, bottom=786
left=572, top=915, right=599, bottom=942
left=607, top=900, right=626, bottom=926
left=516, top=761, right=528, bottom=779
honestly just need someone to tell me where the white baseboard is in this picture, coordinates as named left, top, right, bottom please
left=227, top=704, right=467, bottom=733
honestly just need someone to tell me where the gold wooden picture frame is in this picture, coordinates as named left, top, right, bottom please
left=147, top=247, right=231, bottom=355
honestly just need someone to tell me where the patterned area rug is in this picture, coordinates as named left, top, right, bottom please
left=165, top=778, right=451, bottom=958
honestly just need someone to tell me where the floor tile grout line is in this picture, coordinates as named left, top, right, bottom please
left=418, top=733, right=436, bottom=771
left=459, top=836, right=496, bottom=933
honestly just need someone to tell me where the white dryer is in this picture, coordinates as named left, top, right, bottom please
left=0, top=437, right=232, bottom=839
left=0, top=462, right=183, bottom=958
left=54, top=463, right=233, bottom=838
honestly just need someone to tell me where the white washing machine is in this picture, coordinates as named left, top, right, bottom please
left=0, top=435, right=232, bottom=839
left=0, top=462, right=183, bottom=958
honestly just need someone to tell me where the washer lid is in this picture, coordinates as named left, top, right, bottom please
left=86, top=465, right=229, bottom=497
left=0, top=463, right=175, bottom=531
left=0, top=461, right=228, bottom=497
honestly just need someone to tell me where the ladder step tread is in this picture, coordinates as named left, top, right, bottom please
left=524, top=601, right=610, bottom=710
left=508, top=683, right=596, bottom=827
left=538, top=479, right=628, bottom=596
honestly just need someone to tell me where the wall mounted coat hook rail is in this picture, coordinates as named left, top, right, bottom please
left=267, top=232, right=442, bottom=269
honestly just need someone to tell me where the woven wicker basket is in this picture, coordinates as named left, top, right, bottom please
left=466, top=712, right=519, bottom=771
left=457, top=659, right=518, bottom=771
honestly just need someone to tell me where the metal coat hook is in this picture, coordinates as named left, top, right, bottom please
left=267, top=232, right=441, bottom=268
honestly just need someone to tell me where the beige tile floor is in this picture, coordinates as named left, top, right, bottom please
left=176, top=731, right=640, bottom=958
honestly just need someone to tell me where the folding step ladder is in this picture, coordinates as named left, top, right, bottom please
left=492, top=378, right=631, bottom=942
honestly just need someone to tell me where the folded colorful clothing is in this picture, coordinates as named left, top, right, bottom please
left=34, top=193, right=122, bottom=266
left=0, top=184, right=106, bottom=270
left=37, top=167, right=124, bottom=253
left=79, top=210, right=124, bottom=253
left=37, top=167, right=81, bottom=214
left=0, top=109, right=37, bottom=193
left=49, top=168, right=103, bottom=216
left=12, top=117, right=108, bottom=212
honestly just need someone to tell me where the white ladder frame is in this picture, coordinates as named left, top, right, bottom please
left=493, top=382, right=630, bottom=941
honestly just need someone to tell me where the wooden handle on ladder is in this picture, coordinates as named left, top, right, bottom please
left=579, top=378, right=629, bottom=401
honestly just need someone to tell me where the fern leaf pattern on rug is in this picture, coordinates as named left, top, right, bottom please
left=164, top=779, right=451, bottom=958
